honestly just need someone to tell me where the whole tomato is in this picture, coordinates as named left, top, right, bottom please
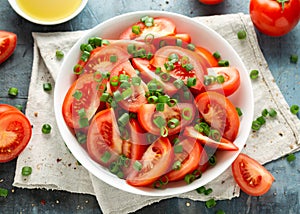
left=250, top=0, right=300, bottom=36
left=198, top=0, right=224, bottom=5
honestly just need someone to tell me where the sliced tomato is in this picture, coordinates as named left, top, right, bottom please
left=62, top=73, right=108, bottom=129
left=86, top=108, right=123, bottom=167
left=0, top=110, right=32, bottom=163
left=183, top=126, right=238, bottom=151
left=166, top=138, right=203, bottom=182
left=205, top=67, right=240, bottom=96
left=232, top=153, right=274, bottom=196
left=195, top=46, right=219, bottom=67
left=83, top=44, right=130, bottom=74
left=0, top=104, right=20, bottom=115
left=195, top=91, right=240, bottom=142
left=119, top=17, right=176, bottom=40
left=131, top=58, right=178, bottom=95
left=0, top=31, right=17, bottom=64
left=109, top=60, right=148, bottom=112
left=137, top=103, right=196, bottom=136
left=150, top=46, right=210, bottom=93
left=108, top=40, right=156, bottom=57
left=149, top=34, right=191, bottom=50
left=126, top=137, right=173, bottom=187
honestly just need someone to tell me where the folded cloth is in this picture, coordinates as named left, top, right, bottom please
left=13, top=13, right=300, bottom=214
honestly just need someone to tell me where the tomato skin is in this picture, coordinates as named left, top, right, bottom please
left=250, top=0, right=300, bottom=36
left=119, top=18, right=176, bottom=40
left=199, top=0, right=224, bottom=5
left=195, top=46, right=219, bottom=67
left=0, top=31, right=17, bottom=64
left=126, top=137, right=173, bottom=187
left=0, top=104, right=20, bottom=115
left=166, top=138, right=203, bottom=182
left=205, top=67, right=240, bottom=96
left=0, top=110, right=32, bottom=163
left=62, top=73, right=108, bottom=129
left=232, top=153, right=275, bottom=196
left=195, top=91, right=240, bottom=142
left=86, top=108, right=123, bottom=167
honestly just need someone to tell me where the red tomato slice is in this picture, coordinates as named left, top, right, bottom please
left=148, top=34, right=191, bottom=50
left=0, top=104, right=20, bottom=115
left=166, top=138, right=203, bottom=182
left=137, top=103, right=196, bottom=136
left=195, top=91, right=240, bottom=142
left=87, top=108, right=123, bottom=167
left=62, top=73, right=108, bottom=129
left=108, top=40, right=156, bottom=57
left=183, top=126, right=238, bottom=151
left=195, top=46, right=219, bottom=67
left=126, top=137, right=173, bottom=187
left=0, top=111, right=32, bottom=163
left=109, top=61, right=148, bottom=112
left=131, top=58, right=178, bottom=95
left=205, top=67, right=240, bottom=96
left=0, top=31, right=17, bottom=64
left=232, top=153, right=274, bottom=196
left=150, top=46, right=210, bottom=93
left=83, top=45, right=130, bottom=74
left=119, top=17, right=176, bottom=40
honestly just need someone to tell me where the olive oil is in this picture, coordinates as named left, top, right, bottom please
left=16, top=0, right=82, bottom=22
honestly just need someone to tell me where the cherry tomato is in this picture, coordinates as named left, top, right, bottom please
left=137, top=103, right=196, bottom=136
left=199, top=0, right=224, bottom=5
left=119, top=17, right=176, bottom=40
left=86, top=108, right=123, bottom=167
left=0, top=31, right=17, bottom=64
left=249, top=0, right=300, bottom=36
left=195, top=46, right=219, bottom=67
left=0, top=110, right=32, bottom=163
left=232, top=153, right=274, bottom=196
left=205, top=67, right=240, bottom=96
left=131, top=58, right=178, bottom=95
left=195, top=91, right=240, bottom=142
left=126, top=137, right=173, bottom=187
left=109, top=61, right=148, bottom=112
left=151, top=46, right=210, bottom=93
left=62, top=73, right=108, bottom=129
left=166, top=138, right=204, bottom=182
left=183, top=126, right=238, bottom=151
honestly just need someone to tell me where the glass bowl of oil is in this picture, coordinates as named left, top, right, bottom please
left=8, top=0, right=88, bottom=25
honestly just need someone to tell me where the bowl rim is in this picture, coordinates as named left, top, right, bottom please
left=54, top=10, right=254, bottom=196
left=7, top=0, right=88, bottom=25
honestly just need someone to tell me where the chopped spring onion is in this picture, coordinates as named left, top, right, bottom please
left=158, top=95, right=169, bottom=103
left=121, top=87, right=133, bottom=100
left=216, top=75, right=225, bottom=84
left=73, top=64, right=83, bottom=75
left=286, top=153, right=296, bottom=162
left=8, top=87, right=18, bottom=96
left=127, top=43, right=136, bottom=54
left=160, top=126, right=168, bottom=137
left=208, top=155, right=217, bottom=166
left=209, top=129, right=221, bottom=141
left=132, top=25, right=140, bottom=35
left=80, top=51, right=90, bottom=62
left=76, top=132, right=87, bottom=144
left=204, top=188, right=213, bottom=195
left=251, top=120, right=261, bottom=131
left=101, top=151, right=111, bottom=163
left=262, top=108, right=268, bottom=117
left=172, top=160, right=182, bottom=170
left=174, top=145, right=183, bottom=153
left=173, top=78, right=185, bottom=89
left=187, top=43, right=195, bottom=51
left=147, top=95, right=158, bottom=104
left=290, top=54, right=298, bottom=63
left=205, top=198, right=217, bottom=208
left=168, top=53, right=179, bottom=62
left=218, top=60, right=229, bottom=67
left=15, top=104, right=23, bottom=111
left=290, top=104, right=299, bottom=115
left=182, top=107, right=193, bottom=120
left=144, top=33, right=154, bottom=44
left=109, top=162, right=120, bottom=174
left=204, top=75, right=216, bottom=86
left=118, top=113, right=130, bottom=127
left=0, top=188, right=8, bottom=197
left=141, top=16, right=154, bottom=27
left=167, top=98, right=177, bottom=107
left=43, top=83, right=52, bottom=91
left=182, top=63, right=194, bottom=71
left=56, top=50, right=64, bottom=60
left=213, top=51, right=221, bottom=59
left=133, top=160, right=142, bottom=171
left=184, top=174, right=195, bottom=184
left=156, top=103, right=165, bottom=112
left=256, top=116, right=266, bottom=125
left=153, top=116, right=166, bottom=128
left=22, top=166, right=32, bottom=176
left=168, top=118, right=179, bottom=129
left=132, top=76, right=141, bottom=86
left=237, top=30, right=247, bottom=40
left=100, top=92, right=110, bottom=102
left=236, top=107, right=243, bottom=117
left=110, top=55, right=118, bottom=62
left=110, top=76, right=119, bottom=87
left=250, top=69, right=259, bottom=79
left=176, top=38, right=182, bottom=47
left=269, top=108, right=277, bottom=118
left=186, top=77, right=196, bottom=87
left=42, top=124, right=52, bottom=134
left=113, top=90, right=123, bottom=102
left=172, top=137, right=180, bottom=145
left=196, top=186, right=206, bottom=194
left=160, top=72, right=171, bottom=82
left=72, top=90, right=82, bottom=100
left=164, top=61, right=175, bottom=71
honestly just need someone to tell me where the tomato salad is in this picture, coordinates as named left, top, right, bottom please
left=62, top=16, right=241, bottom=188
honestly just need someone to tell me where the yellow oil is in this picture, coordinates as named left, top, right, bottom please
left=16, top=0, right=83, bottom=22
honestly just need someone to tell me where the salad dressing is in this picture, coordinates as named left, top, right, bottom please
left=16, top=0, right=82, bottom=22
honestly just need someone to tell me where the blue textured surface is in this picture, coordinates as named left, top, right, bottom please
left=0, top=0, right=299, bottom=213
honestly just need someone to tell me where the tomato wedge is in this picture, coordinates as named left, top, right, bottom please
left=131, top=58, right=178, bottom=95
left=150, top=46, right=210, bottom=93
left=195, top=46, right=219, bottom=67
left=62, top=73, right=108, bottom=129
left=195, top=91, right=240, bottom=142
left=109, top=60, right=148, bottom=112
left=0, top=31, right=17, bottom=64
left=205, top=67, right=240, bottom=96
left=137, top=103, right=196, bottom=136
left=0, top=110, right=32, bottom=163
left=126, top=137, right=173, bottom=187
left=119, top=17, right=176, bottom=40
left=183, top=126, right=238, bottom=151
left=87, top=108, right=123, bottom=167
left=166, top=138, right=203, bottom=182
left=232, top=153, right=274, bottom=196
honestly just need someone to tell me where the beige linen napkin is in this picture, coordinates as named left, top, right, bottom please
left=13, top=13, right=300, bottom=214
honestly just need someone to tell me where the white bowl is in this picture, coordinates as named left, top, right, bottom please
left=54, top=11, right=254, bottom=196
left=8, top=0, right=88, bottom=25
